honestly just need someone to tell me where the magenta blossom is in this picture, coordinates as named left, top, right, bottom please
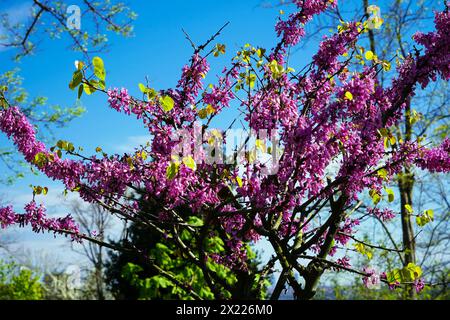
left=413, top=279, right=426, bottom=294
left=362, top=267, right=381, bottom=289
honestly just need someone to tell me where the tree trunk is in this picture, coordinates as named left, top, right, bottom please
left=95, top=264, right=105, bottom=300
left=398, top=99, right=417, bottom=299
left=95, top=246, right=106, bottom=300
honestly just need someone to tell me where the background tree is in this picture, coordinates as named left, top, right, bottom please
left=0, top=259, right=43, bottom=300
left=0, top=0, right=136, bottom=183
left=105, top=197, right=270, bottom=300
left=70, top=201, right=114, bottom=300
left=0, top=0, right=136, bottom=61
left=263, top=0, right=449, bottom=299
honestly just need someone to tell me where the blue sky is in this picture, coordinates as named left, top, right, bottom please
left=0, top=0, right=296, bottom=266
left=0, top=0, right=444, bottom=270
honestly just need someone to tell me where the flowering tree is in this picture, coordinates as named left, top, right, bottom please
left=0, top=0, right=136, bottom=184
left=268, top=0, right=450, bottom=299
left=0, top=0, right=449, bottom=300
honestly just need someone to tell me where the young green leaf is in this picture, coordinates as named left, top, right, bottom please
left=182, top=155, right=196, bottom=171
left=166, top=161, right=180, bottom=180
left=416, top=209, right=434, bottom=227
left=236, top=176, right=243, bottom=188
left=385, top=188, right=395, bottom=203
left=138, top=83, right=147, bottom=93
left=344, top=91, right=354, bottom=101
left=187, top=216, right=204, bottom=227
left=69, top=71, right=83, bottom=90
left=77, top=84, right=84, bottom=99
left=365, top=50, right=374, bottom=61
left=92, top=56, right=106, bottom=81
left=160, top=95, right=175, bottom=112
left=404, top=204, right=413, bottom=214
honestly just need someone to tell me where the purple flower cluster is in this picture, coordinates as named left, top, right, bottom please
left=0, top=201, right=81, bottom=241
left=335, top=218, right=360, bottom=246
left=413, top=278, right=425, bottom=294
left=416, top=138, right=450, bottom=173
left=275, top=0, right=337, bottom=47
left=335, top=256, right=351, bottom=270
left=107, top=88, right=131, bottom=114
left=362, top=266, right=380, bottom=289
left=368, top=207, right=396, bottom=222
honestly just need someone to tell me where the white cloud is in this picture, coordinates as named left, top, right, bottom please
left=111, top=135, right=151, bottom=153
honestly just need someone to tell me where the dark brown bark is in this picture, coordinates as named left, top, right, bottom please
left=95, top=261, right=106, bottom=300
left=364, top=0, right=418, bottom=298
left=398, top=99, right=417, bottom=299
left=298, top=196, right=347, bottom=300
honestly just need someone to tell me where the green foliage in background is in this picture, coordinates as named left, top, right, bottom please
left=0, top=260, right=44, bottom=300
left=106, top=203, right=269, bottom=300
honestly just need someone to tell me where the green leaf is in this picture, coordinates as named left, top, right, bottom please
left=354, top=243, right=373, bottom=260
left=182, top=155, right=196, bottom=171
left=198, top=108, right=208, bottom=119
left=416, top=209, right=434, bottom=227
left=246, top=73, right=257, bottom=88
left=187, top=216, right=204, bottom=227
left=402, top=263, right=422, bottom=281
left=75, top=60, right=84, bottom=71
left=378, top=128, right=389, bottom=137
left=424, top=209, right=434, bottom=219
left=121, top=262, right=143, bottom=285
left=166, top=161, right=180, bottom=180
left=140, top=151, right=148, bottom=160
left=213, top=43, right=226, bottom=57
left=77, top=84, right=84, bottom=99
left=56, top=140, right=68, bottom=150
left=369, top=189, right=381, bottom=205
left=377, top=168, right=388, bottom=180
left=386, top=268, right=402, bottom=284
left=385, top=188, right=395, bottom=203
left=33, top=152, right=48, bottom=168
left=138, top=83, right=147, bottom=93
left=160, top=95, right=175, bottom=112
left=67, top=143, right=75, bottom=153
left=97, top=80, right=106, bottom=90
left=389, top=136, right=396, bottom=146
left=384, top=137, right=391, bottom=149
left=365, top=50, right=374, bottom=61
left=345, top=91, right=354, bottom=101
left=268, top=60, right=285, bottom=79
left=69, top=71, right=83, bottom=90
left=404, top=204, right=413, bottom=214
left=206, top=104, right=215, bottom=115
left=152, top=275, right=173, bottom=288
left=92, top=56, right=106, bottom=81
left=256, top=48, right=266, bottom=58
left=83, top=81, right=97, bottom=95
left=236, top=176, right=243, bottom=188
left=255, top=139, right=266, bottom=152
